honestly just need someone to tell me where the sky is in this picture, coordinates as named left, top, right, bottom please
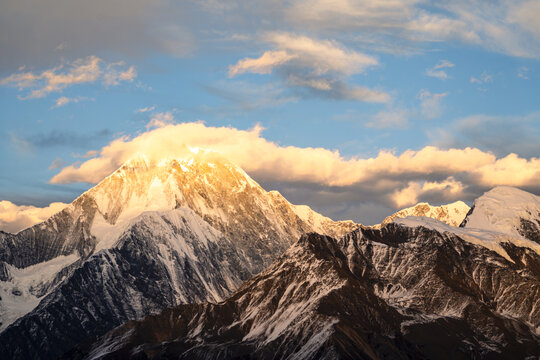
left=1, top=0, right=539, bottom=231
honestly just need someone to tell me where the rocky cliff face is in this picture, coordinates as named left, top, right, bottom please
left=64, top=222, right=540, bottom=359
left=0, top=151, right=357, bottom=360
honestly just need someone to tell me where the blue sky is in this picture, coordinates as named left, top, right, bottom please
left=1, top=0, right=539, bottom=228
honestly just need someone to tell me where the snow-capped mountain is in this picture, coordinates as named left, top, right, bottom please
left=381, top=200, right=470, bottom=227
left=65, top=217, right=540, bottom=359
left=460, top=186, right=540, bottom=242
left=0, top=150, right=357, bottom=360
left=397, top=186, right=540, bottom=260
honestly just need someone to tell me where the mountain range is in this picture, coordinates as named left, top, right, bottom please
left=1, top=151, right=539, bottom=359
left=0, top=150, right=356, bottom=359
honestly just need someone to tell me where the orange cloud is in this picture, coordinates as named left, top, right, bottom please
left=49, top=122, right=540, bottom=198
left=0, top=201, right=68, bottom=233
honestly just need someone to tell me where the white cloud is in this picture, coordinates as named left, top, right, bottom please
left=419, top=90, right=447, bottom=119
left=0, top=200, right=68, bottom=233
left=426, top=60, right=454, bottom=80
left=0, top=56, right=136, bottom=99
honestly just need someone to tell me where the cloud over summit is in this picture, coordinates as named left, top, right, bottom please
left=50, top=122, right=540, bottom=213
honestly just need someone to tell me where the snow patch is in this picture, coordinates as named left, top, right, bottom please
left=396, top=216, right=540, bottom=260
left=0, top=254, right=79, bottom=332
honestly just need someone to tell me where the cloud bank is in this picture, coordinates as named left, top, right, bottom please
left=0, top=201, right=68, bottom=233
left=49, top=122, right=540, bottom=214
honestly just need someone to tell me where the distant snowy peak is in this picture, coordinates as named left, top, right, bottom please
left=382, top=201, right=470, bottom=227
left=395, top=186, right=540, bottom=259
left=461, top=186, right=540, bottom=244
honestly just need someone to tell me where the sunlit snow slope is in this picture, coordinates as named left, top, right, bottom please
left=382, top=201, right=470, bottom=227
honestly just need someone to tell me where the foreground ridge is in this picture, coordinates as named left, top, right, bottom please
left=66, top=221, right=540, bottom=359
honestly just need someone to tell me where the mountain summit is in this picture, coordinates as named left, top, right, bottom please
left=381, top=200, right=470, bottom=227
left=0, top=150, right=357, bottom=360
left=460, top=186, right=540, bottom=242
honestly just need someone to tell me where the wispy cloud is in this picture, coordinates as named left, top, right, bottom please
left=53, top=96, right=93, bottom=108
left=286, top=0, right=540, bottom=59
left=48, top=158, right=66, bottom=170
left=366, top=109, right=409, bottom=129
left=11, top=129, right=112, bottom=151
left=146, top=112, right=176, bottom=129
left=202, top=80, right=299, bottom=111
left=0, top=56, right=136, bottom=99
left=2, top=0, right=540, bottom=74
left=229, top=50, right=296, bottom=76
left=470, top=72, right=493, bottom=84
left=429, top=112, right=540, bottom=158
left=135, top=105, right=156, bottom=113
left=9, top=133, right=33, bottom=154
left=419, top=90, right=447, bottom=119
left=426, top=60, right=454, bottom=80
left=518, top=66, right=529, bottom=79
left=228, top=32, right=389, bottom=103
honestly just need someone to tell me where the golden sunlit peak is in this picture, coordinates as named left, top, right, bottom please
left=121, top=146, right=228, bottom=171
left=124, top=152, right=150, bottom=166
left=187, top=146, right=201, bottom=155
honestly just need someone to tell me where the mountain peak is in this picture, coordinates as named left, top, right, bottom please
left=75, top=149, right=357, bottom=256
left=461, top=186, right=540, bottom=244
left=382, top=200, right=470, bottom=227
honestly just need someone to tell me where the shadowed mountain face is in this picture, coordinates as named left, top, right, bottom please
left=65, top=222, right=540, bottom=360
left=0, top=152, right=357, bottom=360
